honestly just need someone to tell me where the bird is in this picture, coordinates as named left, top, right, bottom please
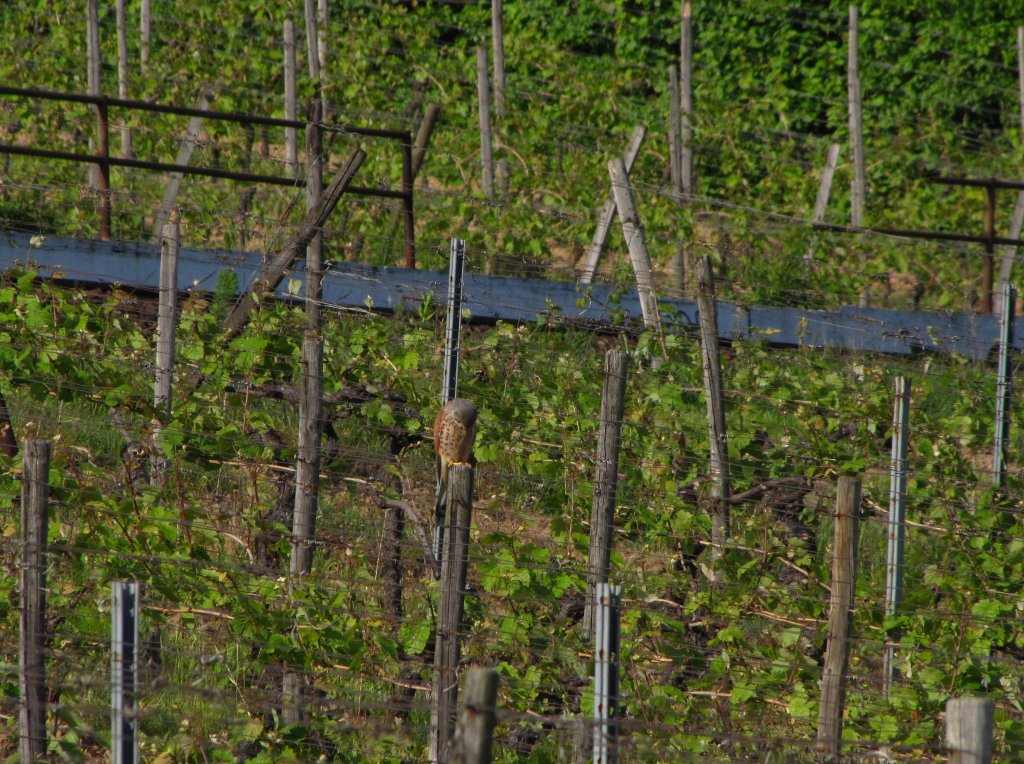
left=433, top=398, right=478, bottom=521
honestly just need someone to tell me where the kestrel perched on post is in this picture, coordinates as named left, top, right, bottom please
left=434, top=398, right=478, bottom=517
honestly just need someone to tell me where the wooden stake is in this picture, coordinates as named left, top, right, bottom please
left=668, top=64, right=686, bottom=294
left=817, top=476, right=861, bottom=761
left=151, top=86, right=213, bottom=243
left=151, top=221, right=179, bottom=487
left=291, top=101, right=324, bottom=578
left=430, top=464, right=475, bottom=764
left=220, top=147, right=365, bottom=341
left=451, top=668, right=499, bottom=764
left=680, top=2, right=694, bottom=200
left=583, top=349, right=628, bottom=642
left=805, top=143, right=841, bottom=267
left=695, top=256, right=730, bottom=567
left=304, top=0, right=325, bottom=115
left=608, top=157, right=663, bottom=344
left=87, top=0, right=101, bottom=192
left=19, top=440, right=50, bottom=762
left=579, top=127, right=646, bottom=284
left=491, top=0, right=506, bottom=122
left=477, top=46, right=495, bottom=199
left=946, top=697, right=994, bottom=764
left=412, top=104, right=442, bottom=179
left=140, top=0, right=151, bottom=70
left=284, top=20, right=298, bottom=178
left=115, top=0, right=133, bottom=158
left=995, top=26, right=1024, bottom=311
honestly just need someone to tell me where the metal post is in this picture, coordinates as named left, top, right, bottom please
left=111, top=581, right=140, bottom=764
left=593, top=582, right=621, bottom=764
left=435, top=238, right=466, bottom=560
left=994, top=283, right=1016, bottom=486
left=442, top=238, right=466, bottom=406
left=883, top=376, right=910, bottom=697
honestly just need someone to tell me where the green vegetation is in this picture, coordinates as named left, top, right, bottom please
left=2, top=1, right=1024, bottom=760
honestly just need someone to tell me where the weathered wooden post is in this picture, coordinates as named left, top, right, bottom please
left=151, top=220, right=179, bottom=486
left=19, top=440, right=50, bottom=762
left=695, top=256, right=730, bottom=567
left=115, top=0, right=133, bottom=158
left=849, top=5, right=868, bottom=306
left=290, top=100, right=325, bottom=579
left=284, top=20, right=299, bottom=178
left=817, top=476, right=861, bottom=760
left=491, top=0, right=506, bottom=121
left=996, top=27, right=1024, bottom=308
left=993, top=283, right=1015, bottom=487
left=111, top=581, right=141, bottom=764
left=151, top=86, right=213, bottom=243
left=579, top=127, right=647, bottom=285
left=139, top=0, right=151, bottom=70
left=583, top=349, right=629, bottom=641
left=805, top=143, right=841, bottom=267
left=430, top=464, right=475, bottom=763
left=451, top=668, right=499, bottom=764
left=608, top=157, right=664, bottom=348
left=946, top=697, right=994, bottom=764
left=883, top=377, right=910, bottom=697
left=477, top=46, right=495, bottom=199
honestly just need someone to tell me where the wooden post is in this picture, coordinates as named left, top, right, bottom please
left=139, top=0, right=151, bottom=70
left=317, top=0, right=328, bottom=77
left=220, top=147, right=365, bottom=341
left=291, top=100, right=324, bottom=578
left=817, top=476, right=861, bottom=761
left=668, top=64, right=685, bottom=294
left=582, top=350, right=629, bottom=641
left=805, top=143, right=842, bottom=267
left=151, top=220, right=179, bottom=487
left=695, top=256, right=730, bottom=566
left=19, top=440, right=50, bottom=762
left=430, top=464, right=475, bottom=764
left=115, top=0, right=133, bottom=158
left=883, top=377, right=910, bottom=697
left=411, top=104, right=443, bottom=181
left=491, top=0, right=506, bottom=122
left=284, top=20, right=298, bottom=178
left=477, top=46, right=495, bottom=199
left=608, top=157, right=664, bottom=345
left=680, top=3, right=693, bottom=197
left=994, top=283, right=1016, bottom=487
left=579, top=127, right=646, bottom=284
left=304, top=0, right=326, bottom=116
left=111, top=581, right=141, bottom=764
left=150, top=86, right=212, bottom=243
left=87, top=0, right=101, bottom=191
left=946, top=697, right=994, bottom=764
left=995, top=27, right=1024, bottom=309
left=849, top=6, right=868, bottom=306
left=983, top=185, right=996, bottom=314
left=848, top=5, right=865, bottom=229
left=450, top=668, right=499, bottom=764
